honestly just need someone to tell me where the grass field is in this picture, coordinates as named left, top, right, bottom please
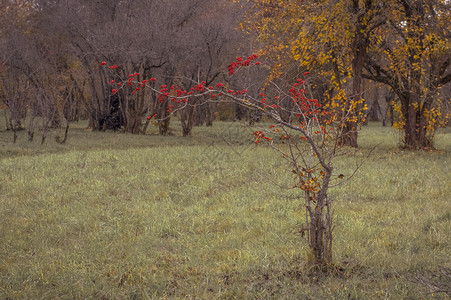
left=0, top=119, right=450, bottom=299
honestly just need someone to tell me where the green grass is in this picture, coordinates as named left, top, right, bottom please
left=0, top=120, right=450, bottom=299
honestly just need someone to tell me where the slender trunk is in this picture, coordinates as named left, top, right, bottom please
left=56, top=120, right=70, bottom=144
left=41, top=122, right=48, bottom=144
left=141, top=118, right=151, bottom=134
left=158, top=98, right=170, bottom=135
left=4, top=110, right=11, bottom=131
left=41, top=133, right=46, bottom=144
left=305, top=161, right=333, bottom=266
left=13, top=127, right=18, bottom=143
left=181, top=103, right=197, bottom=137
left=27, top=114, right=37, bottom=142
left=383, top=89, right=395, bottom=127
left=368, top=86, right=381, bottom=122
left=340, top=0, right=373, bottom=147
left=205, top=102, right=215, bottom=126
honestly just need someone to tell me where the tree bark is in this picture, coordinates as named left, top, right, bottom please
left=401, top=94, right=434, bottom=149
left=308, top=188, right=333, bottom=266
left=338, top=0, right=372, bottom=148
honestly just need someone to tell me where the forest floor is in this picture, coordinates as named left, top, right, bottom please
left=0, top=119, right=450, bottom=299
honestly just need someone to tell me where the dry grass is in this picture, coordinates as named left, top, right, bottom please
left=0, top=119, right=450, bottom=299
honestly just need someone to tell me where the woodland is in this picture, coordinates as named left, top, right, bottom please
left=1, top=0, right=449, bottom=148
left=0, top=0, right=450, bottom=298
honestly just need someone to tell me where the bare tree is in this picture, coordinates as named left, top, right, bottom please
left=0, top=72, right=29, bottom=142
left=0, top=0, right=78, bottom=143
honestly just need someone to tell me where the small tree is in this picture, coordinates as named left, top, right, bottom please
left=0, top=71, right=29, bottom=143
left=102, top=55, right=365, bottom=267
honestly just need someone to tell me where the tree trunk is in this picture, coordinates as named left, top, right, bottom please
left=141, top=118, right=151, bottom=134
left=339, top=121, right=358, bottom=148
left=368, top=87, right=382, bottom=122
left=308, top=195, right=333, bottom=266
left=13, top=127, right=18, bottom=143
left=306, top=167, right=333, bottom=266
left=338, top=0, right=372, bottom=148
left=403, top=102, right=433, bottom=149
left=235, top=103, right=243, bottom=121
left=399, top=76, right=434, bottom=149
left=181, top=101, right=197, bottom=136
left=4, top=110, right=11, bottom=131
left=383, top=89, right=395, bottom=127
left=56, top=120, right=70, bottom=144
left=27, top=114, right=37, bottom=142
left=181, top=112, right=194, bottom=137
left=205, top=102, right=215, bottom=126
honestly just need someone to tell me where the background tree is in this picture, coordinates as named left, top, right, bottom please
left=38, top=0, right=248, bottom=135
left=0, top=71, right=29, bottom=143
left=363, top=0, right=450, bottom=149
left=246, top=0, right=386, bottom=147
left=174, top=1, right=245, bottom=135
left=0, top=0, right=32, bottom=142
left=246, top=0, right=450, bottom=149
left=1, top=0, right=65, bottom=143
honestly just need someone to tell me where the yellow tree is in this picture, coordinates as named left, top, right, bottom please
left=247, top=0, right=384, bottom=147
left=248, top=0, right=450, bottom=150
left=364, top=0, right=450, bottom=149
